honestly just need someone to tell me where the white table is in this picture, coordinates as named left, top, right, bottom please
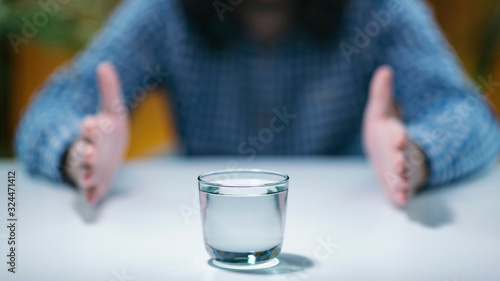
left=0, top=157, right=499, bottom=281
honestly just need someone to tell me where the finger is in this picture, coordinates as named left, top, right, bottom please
left=69, top=139, right=97, bottom=187
left=72, top=137, right=96, bottom=164
left=76, top=163, right=98, bottom=194
left=84, top=186, right=98, bottom=205
left=66, top=139, right=86, bottom=170
left=80, top=162, right=94, bottom=184
left=65, top=141, right=85, bottom=188
left=76, top=144, right=97, bottom=191
left=77, top=141, right=96, bottom=189
left=97, top=62, right=124, bottom=115
left=394, top=152, right=406, bottom=175
left=391, top=122, right=406, bottom=150
left=77, top=163, right=92, bottom=189
left=393, top=176, right=410, bottom=191
left=83, top=144, right=96, bottom=165
left=81, top=116, right=99, bottom=143
left=366, top=66, right=395, bottom=120
left=383, top=171, right=409, bottom=206
left=384, top=167, right=409, bottom=190
left=394, top=190, right=409, bottom=207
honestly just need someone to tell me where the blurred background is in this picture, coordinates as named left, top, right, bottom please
left=1, top=0, right=499, bottom=159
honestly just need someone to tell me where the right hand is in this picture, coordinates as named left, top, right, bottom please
left=65, top=62, right=129, bottom=205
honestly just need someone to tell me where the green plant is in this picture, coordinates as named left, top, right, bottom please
left=0, top=0, right=116, bottom=157
left=0, top=0, right=116, bottom=50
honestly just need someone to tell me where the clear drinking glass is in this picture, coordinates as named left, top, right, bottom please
left=198, top=170, right=289, bottom=270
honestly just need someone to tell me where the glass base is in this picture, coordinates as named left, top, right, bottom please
left=205, top=244, right=282, bottom=270
left=206, top=244, right=281, bottom=261
left=212, top=258, right=279, bottom=270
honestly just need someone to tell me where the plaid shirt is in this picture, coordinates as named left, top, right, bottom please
left=16, top=0, right=500, bottom=187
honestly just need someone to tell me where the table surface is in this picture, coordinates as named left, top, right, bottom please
left=0, top=157, right=499, bottom=281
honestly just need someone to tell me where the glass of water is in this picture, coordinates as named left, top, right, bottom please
left=198, top=170, right=289, bottom=270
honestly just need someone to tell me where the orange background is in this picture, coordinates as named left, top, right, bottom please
left=8, top=0, right=500, bottom=159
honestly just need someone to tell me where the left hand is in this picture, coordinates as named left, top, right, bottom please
left=362, top=66, right=428, bottom=206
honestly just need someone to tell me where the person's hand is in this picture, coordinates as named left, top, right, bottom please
left=362, top=66, right=428, bottom=206
left=64, top=62, right=129, bottom=205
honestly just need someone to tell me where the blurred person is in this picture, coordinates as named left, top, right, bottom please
left=15, top=0, right=500, bottom=206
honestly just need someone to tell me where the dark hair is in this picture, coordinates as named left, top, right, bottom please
left=180, top=0, right=349, bottom=48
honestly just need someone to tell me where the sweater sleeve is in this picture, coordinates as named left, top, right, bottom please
left=15, top=0, right=168, bottom=182
left=374, top=0, right=500, bottom=186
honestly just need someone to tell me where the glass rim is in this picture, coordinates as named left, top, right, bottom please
left=198, top=169, right=289, bottom=188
